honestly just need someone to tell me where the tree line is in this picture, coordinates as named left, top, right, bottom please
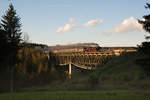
left=0, top=4, right=66, bottom=93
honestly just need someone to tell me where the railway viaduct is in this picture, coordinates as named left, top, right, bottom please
left=49, top=51, right=114, bottom=75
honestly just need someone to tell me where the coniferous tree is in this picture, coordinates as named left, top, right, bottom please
left=0, top=25, right=10, bottom=74
left=138, top=3, right=150, bottom=54
left=139, top=3, right=150, bottom=40
left=0, top=4, right=22, bottom=92
left=0, top=26, right=7, bottom=62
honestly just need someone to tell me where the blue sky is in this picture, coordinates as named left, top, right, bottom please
left=0, top=0, right=149, bottom=46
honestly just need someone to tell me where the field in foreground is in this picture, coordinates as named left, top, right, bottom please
left=0, top=90, right=150, bottom=100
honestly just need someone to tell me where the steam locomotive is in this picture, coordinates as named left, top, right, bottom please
left=84, top=46, right=101, bottom=53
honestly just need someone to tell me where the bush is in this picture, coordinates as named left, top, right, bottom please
left=136, top=71, right=146, bottom=80
left=100, top=75, right=110, bottom=81
left=88, top=73, right=99, bottom=86
left=138, top=42, right=150, bottom=55
left=118, top=74, right=132, bottom=82
left=136, top=58, right=150, bottom=76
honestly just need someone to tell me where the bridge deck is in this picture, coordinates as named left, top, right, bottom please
left=59, top=63, right=92, bottom=70
left=55, top=52, right=114, bottom=56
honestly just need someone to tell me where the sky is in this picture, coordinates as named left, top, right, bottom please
left=0, top=0, right=149, bottom=46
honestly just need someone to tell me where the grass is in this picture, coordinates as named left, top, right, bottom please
left=98, top=52, right=144, bottom=79
left=0, top=90, right=150, bottom=100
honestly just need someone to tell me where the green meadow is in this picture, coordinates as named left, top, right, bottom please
left=0, top=90, right=150, bottom=100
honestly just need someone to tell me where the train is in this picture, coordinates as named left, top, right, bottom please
left=52, top=46, right=102, bottom=54
left=50, top=43, right=102, bottom=53
left=84, top=46, right=101, bottom=53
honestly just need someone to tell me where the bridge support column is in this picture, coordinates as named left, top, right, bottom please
left=69, top=63, right=71, bottom=75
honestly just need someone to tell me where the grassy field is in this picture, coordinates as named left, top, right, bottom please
left=0, top=90, right=150, bottom=100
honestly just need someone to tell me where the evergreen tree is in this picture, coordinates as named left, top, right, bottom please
left=138, top=3, right=150, bottom=54
left=0, top=25, right=7, bottom=62
left=0, top=4, right=22, bottom=92
left=139, top=3, right=150, bottom=40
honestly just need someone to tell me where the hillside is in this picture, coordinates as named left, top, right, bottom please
left=22, top=52, right=150, bottom=92
left=98, top=52, right=147, bottom=80
left=92, top=52, right=150, bottom=90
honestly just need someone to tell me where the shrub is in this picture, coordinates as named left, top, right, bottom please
left=136, top=58, right=150, bottom=76
left=118, top=74, right=132, bottom=82
left=138, top=42, right=150, bottom=55
left=136, top=71, right=146, bottom=80
left=88, top=73, right=99, bottom=86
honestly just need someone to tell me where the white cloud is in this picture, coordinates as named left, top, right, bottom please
left=56, top=24, right=77, bottom=33
left=56, top=18, right=103, bottom=33
left=69, top=18, right=75, bottom=23
left=83, top=19, right=103, bottom=27
left=110, top=17, right=143, bottom=33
